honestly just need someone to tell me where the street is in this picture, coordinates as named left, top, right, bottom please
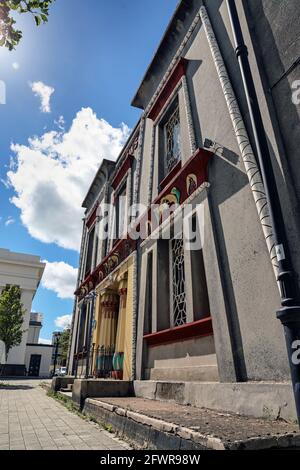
left=0, top=379, right=130, bottom=450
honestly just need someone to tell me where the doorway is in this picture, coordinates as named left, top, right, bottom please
left=28, top=354, right=41, bottom=377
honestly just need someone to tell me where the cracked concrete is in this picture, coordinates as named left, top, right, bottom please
left=84, top=396, right=300, bottom=450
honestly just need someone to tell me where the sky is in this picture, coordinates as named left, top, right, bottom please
left=0, top=0, right=178, bottom=342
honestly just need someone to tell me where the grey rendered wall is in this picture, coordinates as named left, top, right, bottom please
left=184, top=0, right=290, bottom=381
left=244, top=0, right=300, bottom=287
left=136, top=0, right=294, bottom=382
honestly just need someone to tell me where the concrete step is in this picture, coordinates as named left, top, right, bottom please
left=149, top=365, right=219, bottom=382
left=72, top=379, right=134, bottom=408
left=82, top=396, right=300, bottom=450
left=60, top=385, right=72, bottom=392
left=134, top=380, right=297, bottom=422
left=59, top=390, right=72, bottom=398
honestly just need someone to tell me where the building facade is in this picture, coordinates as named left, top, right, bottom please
left=25, top=313, right=53, bottom=377
left=68, top=0, right=300, bottom=418
left=68, top=156, right=139, bottom=380
left=0, top=249, right=45, bottom=376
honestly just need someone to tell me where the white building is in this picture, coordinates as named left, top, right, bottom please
left=0, top=248, right=46, bottom=376
left=25, top=313, right=54, bottom=377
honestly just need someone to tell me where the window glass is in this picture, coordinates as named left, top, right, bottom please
left=117, top=185, right=127, bottom=238
left=171, top=237, right=187, bottom=327
left=85, top=226, right=95, bottom=276
left=164, top=104, right=181, bottom=175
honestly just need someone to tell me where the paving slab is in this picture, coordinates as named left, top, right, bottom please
left=0, top=379, right=130, bottom=450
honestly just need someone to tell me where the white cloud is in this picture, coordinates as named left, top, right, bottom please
left=12, top=62, right=20, bottom=70
left=41, top=260, right=78, bottom=299
left=55, top=115, right=65, bottom=131
left=55, top=314, right=72, bottom=330
left=7, top=107, right=130, bottom=251
left=30, top=81, right=55, bottom=113
left=39, top=338, right=52, bottom=345
left=5, top=216, right=15, bottom=226
left=1, top=178, right=10, bottom=189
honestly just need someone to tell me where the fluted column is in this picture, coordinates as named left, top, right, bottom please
left=95, top=289, right=119, bottom=378
left=112, top=277, right=128, bottom=379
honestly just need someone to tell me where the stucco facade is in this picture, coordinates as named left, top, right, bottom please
left=24, top=313, right=54, bottom=377
left=68, top=0, right=300, bottom=418
left=69, top=149, right=140, bottom=380
left=0, top=249, right=45, bottom=375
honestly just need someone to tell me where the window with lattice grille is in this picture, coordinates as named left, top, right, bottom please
left=164, top=103, right=181, bottom=175
left=171, top=237, right=187, bottom=327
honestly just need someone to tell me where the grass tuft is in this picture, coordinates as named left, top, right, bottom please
left=46, top=389, right=115, bottom=434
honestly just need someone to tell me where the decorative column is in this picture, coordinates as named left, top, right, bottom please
left=147, top=125, right=156, bottom=207
left=133, top=114, right=146, bottom=208
left=112, top=276, right=128, bottom=379
left=95, top=289, right=119, bottom=378
left=181, top=75, right=197, bottom=155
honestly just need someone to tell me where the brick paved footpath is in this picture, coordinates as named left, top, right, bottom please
left=0, top=379, right=130, bottom=450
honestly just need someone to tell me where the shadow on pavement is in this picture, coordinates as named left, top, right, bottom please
left=0, top=384, right=34, bottom=390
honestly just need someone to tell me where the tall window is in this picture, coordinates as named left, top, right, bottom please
left=164, top=102, right=181, bottom=175
left=144, top=251, right=153, bottom=335
left=171, top=237, right=187, bottom=327
left=84, top=226, right=95, bottom=277
left=77, top=303, right=87, bottom=352
left=116, top=184, right=127, bottom=239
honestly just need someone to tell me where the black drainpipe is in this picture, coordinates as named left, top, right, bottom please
left=226, top=0, right=300, bottom=425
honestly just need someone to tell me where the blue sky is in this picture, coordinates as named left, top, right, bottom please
left=0, top=0, right=178, bottom=341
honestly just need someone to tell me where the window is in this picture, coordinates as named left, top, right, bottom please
left=116, top=183, right=127, bottom=239
left=77, top=303, right=87, bottom=353
left=144, top=251, right=153, bottom=335
left=171, top=237, right=187, bottom=327
left=84, top=226, right=95, bottom=277
left=164, top=102, right=181, bottom=175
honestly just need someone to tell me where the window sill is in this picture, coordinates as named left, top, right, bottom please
left=143, top=316, right=213, bottom=347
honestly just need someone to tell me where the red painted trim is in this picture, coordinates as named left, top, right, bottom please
left=158, top=161, right=181, bottom=193
left=86, top=203, right=99, bottom=229
left=129, top=147, right=213, bottom=241
left=154, top=148, right=212, bottom=206
left=143, top=316, right=213, bottom=347
left=111, top=154, right=133, bottom=190
left=148, top=58, right=188, bottom=121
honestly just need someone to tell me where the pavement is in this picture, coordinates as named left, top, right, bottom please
left=0, top=378, right=130, bottom=450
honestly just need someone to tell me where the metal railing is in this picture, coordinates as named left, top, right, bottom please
left=74, top=344, right=124, bottom=379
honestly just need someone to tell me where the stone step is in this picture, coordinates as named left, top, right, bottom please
left=149, top=365, right=219, bottom=382
left=60, top=386, right=72, bottom=392
left=82, top=396, right=300, bottom=450
left=59, top=390, right=72, bottom=398
left=134, top=380, right=297, bottom=422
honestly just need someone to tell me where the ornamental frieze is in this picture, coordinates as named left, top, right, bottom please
left=76, top=237, right=136, bottom=300
left=133, top=147, right=213, bottom=238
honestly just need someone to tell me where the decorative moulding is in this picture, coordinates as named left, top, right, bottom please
left=148, top=58, right=188, bottom=121
left=111, top=154, right=134, bottom=190
left=86, top=202, right=99, bottom=229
